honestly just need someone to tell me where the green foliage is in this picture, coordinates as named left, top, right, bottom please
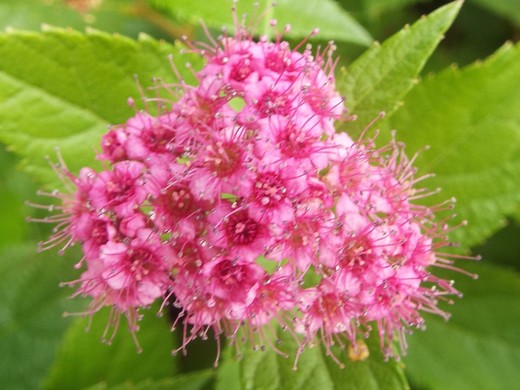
left=0, top=0, right=170, bottom=40
left=338, top=1, right=462, bottom=136
left=0, top=149, right=33, bottom=248
left=471, top=0, right=520, bottom=26
left=404, top=262, right=520, bottom=389
left=0, top=0, right=87, bottom=31
left=474, top=219, right=520, bottom=270
left=0, top=1, right=519, bottom=389
left=362, top=0, right=422, bottom=15
left=388, top=42, right=520, bottom=249
left=148, top=0, right=372, bottom=45
left=43, top=305, right=177, bottom=390
left=0, top=28, right=200, bottom=189
left=0, top=245, right=82, bottom=390
left=85, top=370, right=215, bottom=390
left=215, top=349, right=242, bottom=390
left=234, top=330, right=408, bottom=390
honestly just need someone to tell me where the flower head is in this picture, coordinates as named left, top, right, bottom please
left=34, top=9, right=476, bottom=367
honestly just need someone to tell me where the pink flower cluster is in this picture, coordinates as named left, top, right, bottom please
left=39, top=21, right=467, bottom=364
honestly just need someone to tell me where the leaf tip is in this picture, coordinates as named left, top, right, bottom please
left=443, top=0, right=464, bottom=15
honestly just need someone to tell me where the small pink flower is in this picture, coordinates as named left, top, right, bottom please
left=189, top=126, right=253, bottom=201
left=90, top=161, right=147, bottom=218
left=254, top=115, right=333, bottom=171
left=295, top=281, right=358, bottom=344
left=208, top=202, right=270, bottom=261
left=99, top=127, right=129, bottom=163
left=245, top=169, right=297, bottom=225
left=203, top=256, right=265, bottom=318
left=270, top=211, right=337, bottom=272
left=246, top=268, right=296, bottom=327
left=124, top=112, right=179, bottom=162
left=75, top=213, right=114, bottom=260
left=99, top=229, right=172, bottom=308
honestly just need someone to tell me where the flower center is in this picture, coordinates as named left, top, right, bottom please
left=143, top=124, right=175, bottom=153
left=256, top=90, right=292, bottom=117
left=224, top=211, right=259, bottom=245
left=265, top=48, right=291, bottom=73
left=304, top=85, right=331, bottom=115
left=340, top=236, right=373, bottom=271
left=319, top=293, right=341, bottom=316
left=106, top=176, right=133, bottom=203
left=205, top=141, right=243, bottom=177
left=128, top=248, right=156, bottom=281
left=160, top=185, right=194, bottom=218
left=253, top=173, right=286, bottom=207
left=230, top=57, right=253, bottom=81
left=278, top=124, right=313, bottom=159
left=288, top=222, right=312, bottom=247
left=217, top=260, right=246, bottom=286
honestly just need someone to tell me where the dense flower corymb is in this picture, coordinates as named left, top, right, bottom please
left=35, top=14, right=475, bottom=366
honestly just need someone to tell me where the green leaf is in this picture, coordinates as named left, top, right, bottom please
left=347, top=0, right=424, bottom=19
left=473, top=219, right=520, bottom=270
left=215, top=348, right=241, bottom=390
left=337, top=1, right=462, bottom=135
left=404, top=262, right=520, bottom=390
left=85, top=370, right=215, bottom=390
left=0, top=148, right=34, bottom=248
left=0, top=0, right=86, bottom=32
left=0, top=186, right=25, bottom=246
left=238, top=329, right=408, bottom=390
left=513, top=207, right=520, bottom=225
left=0, top=28, right=201, bottom=188
left=387, top=42, right=520, bottom=248
left=43, top=304, right=178, bottom=390
left=111, top=371, right=215, bottom=390
left=471, top=0, right=520, bottom=26
left=0, top=0, right=172, bottom=40
left=148, top=0, right=372, bottom=45
left=0, top=244, right=81, bottom=390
